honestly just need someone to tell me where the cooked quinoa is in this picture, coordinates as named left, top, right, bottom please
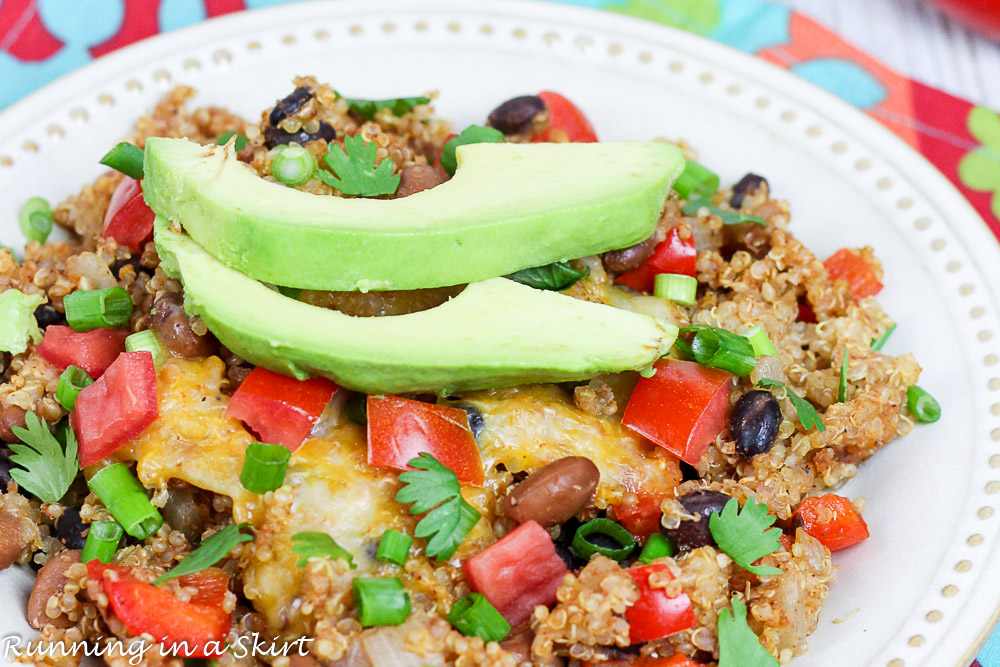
left=0, top=80, right=924, bottom=667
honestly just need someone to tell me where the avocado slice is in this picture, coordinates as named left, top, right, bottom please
left=154, top=220, right=677, bottom=394
left=143, top=137, right=684, bottom=291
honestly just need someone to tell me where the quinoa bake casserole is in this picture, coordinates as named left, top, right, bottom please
left=0, top=79, right=940, bottom=667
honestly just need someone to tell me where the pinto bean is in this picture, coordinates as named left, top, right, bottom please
left=149, top=292, right=217, bottom=359
left=602, top=235, right=658, bottom=273
left=0, top=510, right=26, bottom=570
left=395, top=164, right=447, bottom=198
left=500, top=457, right=600, bottom=528
left=0, top=403, right=26, bottom=444
left=498, top=624, right=534, bottom=663
left=27, top=550, right=81, bottom=629
left=487, top=95, right=546, bottom=135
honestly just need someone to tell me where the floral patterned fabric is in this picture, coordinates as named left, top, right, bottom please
left=1, top=0, right=998, bottom=662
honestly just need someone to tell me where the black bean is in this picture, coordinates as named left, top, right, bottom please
left=730, top=173, right=769, bottom=209
left=730, top=390, right=782, bottom=459
left=487, top=95, right=545, bottom=135
left=458, top=404, right=485, bottom=439
left=343, top=393, right=367, bottom=425
left=660, top=490, right=730, bottom=553
left=54, top=507, right=87, bottom=550
left=553, top=541, right=577, bottom=570
left=263, top=122, right=336, bottom=149
left=110, top=255, right=148, bottom=279
left=679, top=461, right=701, bottom=482
left=0, top=449, right=13, bottom=489
left=33, top=304, right=64, bottom=328
left=554, top=518, right=587, bottom=570
left=269, top=87, right=313, bottom=127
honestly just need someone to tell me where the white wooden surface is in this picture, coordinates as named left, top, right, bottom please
left=785, top=0, right=1000, bottom=109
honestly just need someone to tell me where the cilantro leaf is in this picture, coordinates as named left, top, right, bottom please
left=709, top=497, right=783, bottom=576
left=290, top=531, right=357, bottom=569
left=756, top=379, right=826, bottom=432
left=682, top=197, right=766, bottom=226
left=838, top=349, right=849, bottom=403
left=318, top=135, right=399, bottom=197
left=440, top=125, right=504, bottom=176
left=342, top=95, right=431, bottom=121
left=415, top=495, right=482, bottom=561
left=718, top=597, right=779, bottom=667
left=154, top=523, right=253, bottom=585
left=396, top=453, right=481, bottom=562
left=9, top=411, right=78, bottom=503
left=509, top=262, right=589, bottom=291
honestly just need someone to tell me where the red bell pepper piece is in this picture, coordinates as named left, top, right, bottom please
left=823, top=248, right=883, bottom=299
left=615, top=226, right=697, bottom=293
left=613, top=491, right=667, bottom=539
left=794, top=494, right=869, bottom=551
left=797, top=300, right=817, bottom=323
left=532, top=91, right=598, bottom=143
left=625, top=563, right=696, bottom=644
left=71, top=351, right=158, bottom=468
left=36, top=325, right=128, bottom=379
left=464, top=520, right=569, bottom=627
left=658, top=655, right=702, bottom=667
left=225, top=367, right=338, bottom=452
left=622, top=359, right=732, bottom=465
left=103, top=177, right=156, bottom=253
left=367, top=394, right=484, bottom=486
left=86, top=561, right=230, bottom=658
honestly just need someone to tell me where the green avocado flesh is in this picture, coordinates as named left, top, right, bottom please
left=154, top=221, right=678, bottom=394
left=143, top=137, right=684, bottom=292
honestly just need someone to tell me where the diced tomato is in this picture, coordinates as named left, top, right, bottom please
left=103, top=177, right=156, bottom=253
left=532, top=91, right=598, bottom=143
left=86, top=561, right=229, bottom=658
left=658, top=655, right=702, bottom=667
left=613, top=492, right=667, bottom=539
left=625, top=563, right=696, bottom=644
left=367, top=394, right=484, bottom=486
left=823, top=248, right=883, bottom=299
left=71, top=351, right=158, bottom=468
left=464, top=520, right=569, bottom=627
left=225, top=367, right=338, bottom=452
left=177, top=568, right=230, bottom=607
left=36, top=325, right=128, bottom=378
left=794, top=494, right=869, bottom=551
left=616, top=226, right=697, bottom=293
left=622, top=359, right=732, bottom=465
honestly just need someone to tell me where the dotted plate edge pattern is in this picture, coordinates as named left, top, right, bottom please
left=1, top=3, right=998, bottom=665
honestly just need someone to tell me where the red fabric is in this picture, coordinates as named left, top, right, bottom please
left=0, top=0, right=63, bottom=61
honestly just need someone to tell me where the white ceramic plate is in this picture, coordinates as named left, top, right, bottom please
left=2, top=2, right=999, bottom=665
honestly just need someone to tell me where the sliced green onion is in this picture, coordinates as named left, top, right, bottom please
left=871, top=323, right=896, bottom=351
left=742, top=325, right=777, bottom=357
left=682, top=325, right=757, bottom=377
left=240, top=443, right=290, bottom=494
left=125, top=330, right=165, bottom=366
left=907, top=386, right=941, bottom=423
left=100, top=142, right=145, bottom=180
left=448, top=593, right=511, bottom=643
left=352, top=577, right=411, bottom=627
left=87, top=463, right=163, bottom=540
left=376, top=529, right=412, bottom=566
left=571, top=518, right=636, bottom=562
left=216, top=131, right=249, bottom=151
left=637, top=533, right=675, bottom=564
left=654, top=273, right=697, bottom=306
left=271, top=145, right=316, bottom=186
left=19, top=198, right=53, bottom=244
left=838, top=350, right=849, bottom=403
left=673, top=161, right=720, bottom=200
left=80, top=520, right=123, bottom=564
left=64, top=287, right=133, bottom=332
left=56, top=365, right=94, bottom=411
